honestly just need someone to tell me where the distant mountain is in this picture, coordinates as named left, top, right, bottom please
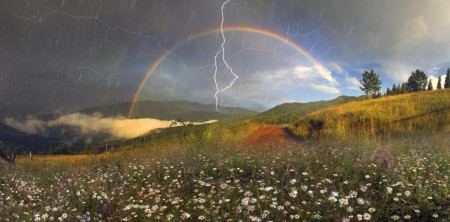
left=0, top=123, right=60, bottom=154
left=251, top=96, right=360, bottom=124
left=0, top=100, right=258, bottom=154
left=78, top=100, right=258, bottom=121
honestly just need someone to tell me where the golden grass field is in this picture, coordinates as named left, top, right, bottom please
left=290, top=89, right=450, bottom=139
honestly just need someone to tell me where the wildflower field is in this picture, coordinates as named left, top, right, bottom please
left=1, top=134, right=448, bottom=221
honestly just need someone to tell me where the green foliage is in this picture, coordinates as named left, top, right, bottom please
left=427, top=79, right=433, bottom=91
left=359, top=70, right=382, bottom=98
left=407, top=70, right=428, bottom=92
left=389, top=83, right=407, bottom=95
left=437, top=76, right=442, bottom=89
left=400, top=82, right=408, bottom=94
left=445, top=68, right=450, bottom=88
left=385, top=87, right=391, bottom=95
left=49, top=143, right=72, bottom=155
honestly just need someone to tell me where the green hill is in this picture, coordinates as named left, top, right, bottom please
left=251, top=96, right=359, bottom=124
left=2, top=100, right=257, bottom=154
left=110, top=96, right=362, bottom=149
left=290, top=89, right=450, bottom=139
left=79, top=100, right=258, bottom=122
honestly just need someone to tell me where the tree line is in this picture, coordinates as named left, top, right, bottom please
left=360, top=68, right=450, bottom=98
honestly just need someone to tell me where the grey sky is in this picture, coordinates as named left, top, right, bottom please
left=1, top=0, right=449, bottom=117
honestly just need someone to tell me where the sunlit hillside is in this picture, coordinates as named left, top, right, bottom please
left=290, top=89, right=450, bottom=139
left=251, top=96, right=359, bottom=124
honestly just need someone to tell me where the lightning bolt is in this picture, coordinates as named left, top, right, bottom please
left=214, top=0, right=239, bottom=111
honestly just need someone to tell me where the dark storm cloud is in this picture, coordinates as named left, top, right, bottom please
left=0, top=0, right=227, bottom=115
left=1, top=0, right=449, bottom=115
left=0, top=0, right=284, bottom=115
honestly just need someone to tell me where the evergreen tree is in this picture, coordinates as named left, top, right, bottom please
left=437, top=76, right=442, bottom=89
left=386, top=87, right=391, bottom=95
left=445, top=68, right=450, bottom=88
left=407, top=69, right=428, bottom=92
left=427, top=79, right=433, bottom=91
left=392, top=84, right=397, bottom=94
left=401, top=82, right=408, bottom=94
left=359, top=70, right=382, bottom=98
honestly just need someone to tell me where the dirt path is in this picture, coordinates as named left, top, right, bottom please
left=243, top=125, right=300, bottom=148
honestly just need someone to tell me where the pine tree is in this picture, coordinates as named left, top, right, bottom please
left=427, top=79, right=433, bottom=91
left=445, top=68, right=450, bottom=88
left=392, top=84, right=397, bottom=94
left=359, top=70, right=382, bottom=98
left=401, top=82, right=408, bottom=94
left=374, top=91, right=382, bottom=98
left=386, top=87, right=391, bottom=95
left=407, top=70, right=428, bottom=92
left=437, top=76, right=442, bottom=89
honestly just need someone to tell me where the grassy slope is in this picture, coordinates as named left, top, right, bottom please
left=290, top=89, right=450, bottom=139
left=73, top=91, right=449, bottom=154
left=251, top=96, right=359, bottom=124
left=97, top=96, right=372, bottom=152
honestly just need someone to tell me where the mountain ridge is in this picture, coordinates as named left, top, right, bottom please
left=77, top=100, right=258, bottom=121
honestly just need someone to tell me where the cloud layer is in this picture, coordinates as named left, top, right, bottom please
left=4, top=113, right=215, bottom=140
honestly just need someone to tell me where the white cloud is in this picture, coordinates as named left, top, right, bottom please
left=315, top=1, right=450, bottom=82
left=245, top=65, right=341, bottom=95
left=294, top=65, right=340, bottom=94
left=327, top=62, right=345, bottom=75
left=308, top=84, right=341, bottom=94
left=344, top=76, right=361, bottom=90
left=294, top=65, right=337, bottom=85
left=4, top=116, right=46, bottom=135
left=381, top=63, right=414, bottom=82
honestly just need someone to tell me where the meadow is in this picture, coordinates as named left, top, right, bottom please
left=0, top=90, right=449, bottom=221
left=1, top=134, right=449, bottom=221
left=290, top=89, right=450, bottom=139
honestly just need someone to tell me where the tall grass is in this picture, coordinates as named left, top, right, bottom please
left=1, top=134, right=448, bottom=221
left=290, top=89, right=450, bottom=139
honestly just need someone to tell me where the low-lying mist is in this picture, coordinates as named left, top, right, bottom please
left=4, top=112, right=216, bottom=141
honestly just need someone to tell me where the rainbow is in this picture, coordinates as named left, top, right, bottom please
left=128, top=25, right=328, bottom=118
